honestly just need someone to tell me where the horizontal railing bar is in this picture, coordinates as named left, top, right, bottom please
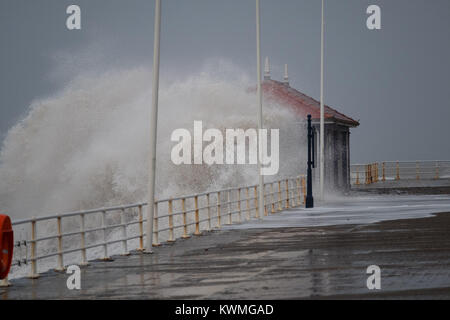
left=29, top=221, right=137, bottom=244
left=155, top=226, right=171, bottom=233
left=32, top=234, right=146, bottom=262
left=12, top=203, right=146, bottom=226
left=198, top=217, right=214, bottom=224
left=154, top=177, right=302, bottom=203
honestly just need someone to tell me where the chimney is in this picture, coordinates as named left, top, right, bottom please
left=283, top=64, right=289, bottom=86
left=264, top=57, right=271, bottom=80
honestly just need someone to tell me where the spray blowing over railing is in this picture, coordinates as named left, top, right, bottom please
left=8, top=175, right=306, bottom=280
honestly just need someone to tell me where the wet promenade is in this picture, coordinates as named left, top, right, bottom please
left=2, top=195, right=450, bottom=299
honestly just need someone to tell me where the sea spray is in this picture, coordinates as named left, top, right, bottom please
left=0, top=66, right=306, bottom=220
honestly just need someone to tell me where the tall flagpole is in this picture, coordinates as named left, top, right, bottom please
left=146, top=0, right=161, bottom=252
left=319, top=0, right=325, bottom=200
left=256, top=0, right=264, bottom=219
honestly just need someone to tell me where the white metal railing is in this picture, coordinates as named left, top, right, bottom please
left=350, top=160, right=450, bottom=185
left=9, top=175, right=306, bottom=279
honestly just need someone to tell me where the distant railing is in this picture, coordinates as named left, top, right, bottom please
left=9, top=175, right=306, bottom=280
left=350, top=161, right=450, bottom=185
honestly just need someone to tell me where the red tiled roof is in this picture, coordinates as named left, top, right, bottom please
left=262, top=79, right=359, bottom=127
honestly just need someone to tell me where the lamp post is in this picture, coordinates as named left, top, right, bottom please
left=256, top=0, right=264, bottom=219
left=306, top=115, right=314, bottom=208
left=319, top=0, right=325, bottom=200
left=146, top=0, right=162, bottom=253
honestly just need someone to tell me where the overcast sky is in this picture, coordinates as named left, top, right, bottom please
left=1, top=0, right=449, bottom=163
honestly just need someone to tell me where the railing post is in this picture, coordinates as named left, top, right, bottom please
left=55, top=216, right=65, bottom=271
left=263, top=184, right=268, bottom=216
left=245, top=188, right=250, bottom=220
left=153, top=202, right=160, bottom=246
left=168, top=200, right=174, bottom=242
left=287, top=180, right=292, bottom=207
left=302, top=177, right=306, bottom=205
left=206, top=193, right=211, bottom=231
left=285, top=179, right=290, bottom=209
left=237, top=188, right=242, bottom=222
left=277, top=181, right=282, bottom=211
left=217, top=191, right=221, bottom=228
left=293, top=179, right=297, bottom=206
left=120, top=209, right=129, bottom=255
left=138, top=205, right=144, bottom=250
left=382, top=162, right=386, bottom=182
left=396, top=161, right=400, bottom=180
left=254, top=186, right=259, bottom=218
left=296, top=178, right=301, bottom=207
left=194, top=196, right=201, bottom=236
left=29, top=218, right=39, bottom=279
left=416, top=161, right=420, bottom=180
left=292, top=179, right=297, bottom=206
left=101, top=210, right=111, bottom=261
left=435, top=162, right=440, bottom=180
left=80, top=213, right=88, bottom=266
left=271, top=183, right=276, bottom=213
left=227, top=190, right=232, bottom=224
left=182, top=198, right=190, bottom=239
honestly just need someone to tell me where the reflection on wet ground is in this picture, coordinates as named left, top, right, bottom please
left=2, top=207, right=449, bottom=299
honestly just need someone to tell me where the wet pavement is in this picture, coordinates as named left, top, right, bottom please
left=223, top=194, right=450, bottom=229
left=1, top=208, right=449, bottom=299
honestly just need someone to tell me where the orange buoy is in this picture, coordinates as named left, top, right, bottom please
left=0, top=215, right=13, bottom=279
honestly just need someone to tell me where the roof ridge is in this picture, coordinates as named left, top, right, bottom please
left=262, top=79, right=359, bottom=126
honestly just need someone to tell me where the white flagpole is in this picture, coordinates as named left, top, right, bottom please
left=256, top=0, right=264, bottom=219
left=146, top=0, right=161, bottom=252
left=319, top=0, right=325, bottom=200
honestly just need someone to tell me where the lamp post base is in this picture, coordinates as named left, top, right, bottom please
left=305, top=196, right=314, bottom=209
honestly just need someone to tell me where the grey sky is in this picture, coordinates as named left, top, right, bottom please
left=1, top=0, right=449, bottom=163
